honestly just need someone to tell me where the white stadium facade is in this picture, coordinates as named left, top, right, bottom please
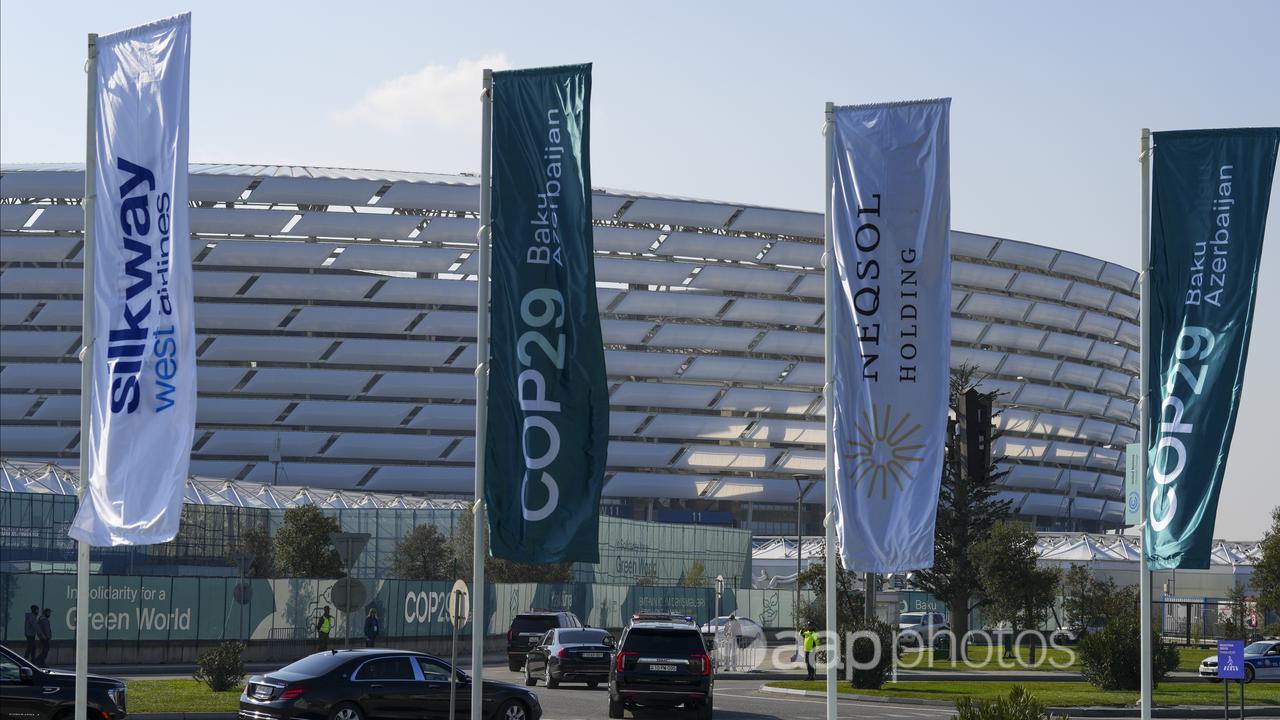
left=0, top=164, right=1140, bottom=534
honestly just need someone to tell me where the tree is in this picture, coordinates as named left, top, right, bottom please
left=681, top=560, right=707, bottom=588
left=795, top=561, right=864, bottom=636
left=1060, top=564, right=1135, bottom=634
left=972, top=521, right=1060, bottom=661
left=1255, top=506, right=1280, bottom=616
left=229, top=522, right=275, bottom=578
left=1221, top=581, right=1250, bottom=640
left=390, top=523, right=452, bottom=580
left=450, top=510, right=574, bottom=584
left=273, top=505, right=344, bottom=578
left=912, top=364, right=1012, bottom=658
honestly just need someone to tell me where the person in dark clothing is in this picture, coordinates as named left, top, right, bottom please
left=23, top=605, right=39, bottom=661
left=35, top=608, right=52, bottom=666
left=363, top=607, right=380, bottom=648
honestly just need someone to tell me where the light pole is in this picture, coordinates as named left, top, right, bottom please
left=792, top=474, right=809, bottom=661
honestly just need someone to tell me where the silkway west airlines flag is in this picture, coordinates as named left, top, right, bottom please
left=486, top=64, right=608, bottom=563
left=69, top=14, right=195, bottom=546
left=831, top=99, right=951, bottom=573
left=1145, top=128, right=1279, bottom=569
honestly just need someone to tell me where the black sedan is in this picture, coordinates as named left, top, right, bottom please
left=522, top=628, right=615, bottom=688
left=239, top=649, right=540, bottom=720
left=0, top=644, right=128, bottom=720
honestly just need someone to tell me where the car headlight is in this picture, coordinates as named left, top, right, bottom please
left=107, top=686, right=126, bottom=710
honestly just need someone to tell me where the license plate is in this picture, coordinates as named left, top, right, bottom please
left=649, top=664, right=677, bottom=672
left=581, top=652, right=603, bottom=658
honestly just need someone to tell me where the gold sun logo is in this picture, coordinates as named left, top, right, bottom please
left=844, top=405, right=925, bottom=499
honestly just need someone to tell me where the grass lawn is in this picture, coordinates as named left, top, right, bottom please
left=906, top=645, right=1208, bottom=673
left=767, top=679, right=1280, bottom=708
left=127, top=679, right=243, bottom=713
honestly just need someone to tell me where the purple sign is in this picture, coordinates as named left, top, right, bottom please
left=1218, top=640, right=1245, bottom=680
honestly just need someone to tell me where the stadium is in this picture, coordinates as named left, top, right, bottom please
left=0, top=163, right=1138, bottom=538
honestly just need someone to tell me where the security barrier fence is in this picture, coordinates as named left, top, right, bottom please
left=1156, top=598, right=1279, bottom=645
left=0, top=493, right=751, bottom=586
left=0, top=573, right=810, bottom=663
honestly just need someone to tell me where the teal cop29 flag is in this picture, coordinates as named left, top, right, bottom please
left=486, top=64, right=608, bottom=564
left=1145, top=128, right=1279, bottom=569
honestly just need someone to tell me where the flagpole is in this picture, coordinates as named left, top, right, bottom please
left=75, top=31, right=98, bottom=720
left=1138, top=127, right=1153, bottom=720
left=470, top=67, right=493, bottom=720
left=822, top=100, right=838, bottom=720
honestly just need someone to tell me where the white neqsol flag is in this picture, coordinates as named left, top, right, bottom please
left=831, top=99, right=951, bottom=573
left=69, top=14, right=195, bottom=546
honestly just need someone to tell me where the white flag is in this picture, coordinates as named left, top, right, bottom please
left=70, top=13, right=195, bottom=546
left=831, top=99, right=951, bottom=572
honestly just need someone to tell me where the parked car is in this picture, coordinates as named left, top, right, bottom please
left=239, top=648, right=540, bottom=720
left=609, top=622, right=713, bottom=719
left=697, top=616, right=764, bottom=650
left=1199, top=640, right=1280, bottom=683
left=898, top=612, right=949, bottom=648
left=523, top=628, right=615, bottom=688
left=505, top=611, right=583, bottom=672
left=1049, top=623, right=1104, bottom=645
left=0, top=644, right=127, bottom=720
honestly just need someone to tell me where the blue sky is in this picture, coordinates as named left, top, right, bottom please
left=2, top=0, right=1277, bottom=538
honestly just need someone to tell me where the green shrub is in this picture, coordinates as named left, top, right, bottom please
left=193, top=641, right=246, bottom=692
left=954, top=685, right=1061, bottom=720
left=1077, top=616, right=1179, bottom=691
left=845, top=618, right=896, bottom=690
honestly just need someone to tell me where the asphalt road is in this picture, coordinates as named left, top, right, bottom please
left=483, top=666, right=956, bottom=720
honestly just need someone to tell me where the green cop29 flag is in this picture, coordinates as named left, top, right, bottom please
left=1145, top=128, right=1279, bottom=569
left=486, top=64, right=608, bottom=564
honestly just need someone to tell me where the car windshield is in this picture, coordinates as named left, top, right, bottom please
left=557, top=630, right=610, bottom=644
left=899, top=613, right=926, bottom=625
left=512, top=616, right=559, bottom=634
left=624, top=628, right=706, bottom=655
left=1245, top=642, right=1274, bottom=655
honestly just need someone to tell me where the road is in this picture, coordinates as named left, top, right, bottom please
left=482, top=666, right=954, bottom=720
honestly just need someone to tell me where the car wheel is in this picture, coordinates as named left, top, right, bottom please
left=588, top=680, right=600, bottom=689
left=524, top=664, right=537, bottom=686
left=695, top=698, right=713, bottom=720
left=508, top=659, right=522, bottom=672
left=1245, top=665, right=1255, bottom=683
left=495, top=699, right=530, bottom=720
left=330, top=702, right=363, bottom=720
left=608, top=697, right=625, bottom=718
left=545, top=664, right=559, bottom=689
left=1209, top=677, right=1222, bottom=683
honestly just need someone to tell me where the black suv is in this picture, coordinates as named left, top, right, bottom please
left=609, top=622, right=713, bottom=720
left=505, top=611, right=582, bottom=672
left=0, top=644, right=128, bottom=720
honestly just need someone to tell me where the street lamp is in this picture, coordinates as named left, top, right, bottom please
left=793, top=474, right=814, bottom=662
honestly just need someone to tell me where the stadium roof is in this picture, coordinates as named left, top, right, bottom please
left=2, top=163, right=1140, bottom=525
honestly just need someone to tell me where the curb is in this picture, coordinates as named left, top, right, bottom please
left=756, top=685, right=1280, bottom=717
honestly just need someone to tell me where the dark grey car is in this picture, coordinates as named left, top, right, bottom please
left=0, top=644, right=127, bottom=720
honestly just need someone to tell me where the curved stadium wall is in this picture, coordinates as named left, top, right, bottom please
left=0, top=164, right=1139, bottom=533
